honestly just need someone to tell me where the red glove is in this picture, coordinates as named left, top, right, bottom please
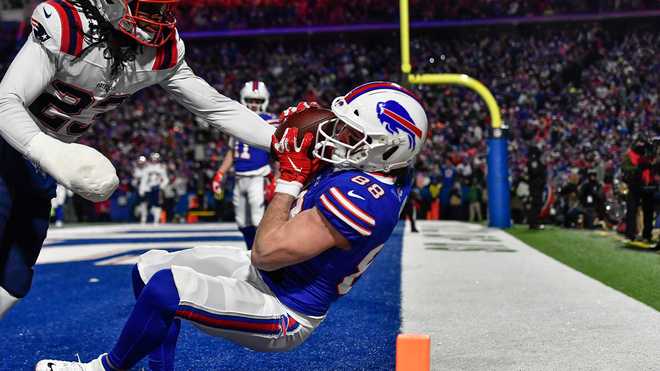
left=271, top=128, right=319, bottom=197
left=211, top=170, right=224, bottom=194
left=278, top=101, right=320, bottom=122
left=264, top=173, right=276, bottom=203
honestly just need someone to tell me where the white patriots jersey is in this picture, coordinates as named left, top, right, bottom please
left=0, top=0, right=274, bottom=154
left=139, top=163, right=169, bottom=194
left=23, top=1, right=185, bottom=143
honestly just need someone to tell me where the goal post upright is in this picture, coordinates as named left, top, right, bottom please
left=400, top=0, right=511, bottom=228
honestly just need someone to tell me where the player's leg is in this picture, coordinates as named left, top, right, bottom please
left=242, top=176, right=266, bottom=249
left=37, top=247, right=318, bottom=370
left=0, top=141, right=54, bottom=318
left=0, top=170, right=17, bottom=318
left=133, top=244, right=258, bottom=368
left=138, top=199, right=148, bottom=224
left=139, top=247, right=321, bottom=353
left=233, top=177, right=252, bottom=247
left=132, top=263, right=180, bottom=371
left=150, top=187, right=162, bottom=225
left=101, top=269, right=181, bottom=370
left=0, top=187, right=52, bottom=314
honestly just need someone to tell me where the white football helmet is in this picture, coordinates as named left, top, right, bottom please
left=95, top=0, right=177, bottom=47
left=314, top=82, right=428, bottom=172
left=240, top=81, right=270, bottom=112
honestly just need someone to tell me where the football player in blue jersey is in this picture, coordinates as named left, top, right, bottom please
left=212, top=81, right=279, bottom=248
left=36, top=82, right=428, bottom=371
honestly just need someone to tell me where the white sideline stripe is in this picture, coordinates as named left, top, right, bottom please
left=95, top=255, right=141, bottom=266
left=44, top=231, right=242, bottom=242
left=44, top=223, right=240, bottom=238
left=37, top=242, right=246, bottom=264
left=329, top=187, right=375, bottom=226
left=320, top=194, right=371, bottom=236
left=401, top=221, right=660, bottom=370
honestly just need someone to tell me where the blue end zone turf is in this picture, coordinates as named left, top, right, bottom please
left=0, top=224, right=404, bottom=370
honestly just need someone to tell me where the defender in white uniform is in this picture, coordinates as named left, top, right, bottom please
left=0, top=0, right=274, bottom=318
left=212, top=81, right=278, bottom=248
left=137, top=153, right=169, bottom=225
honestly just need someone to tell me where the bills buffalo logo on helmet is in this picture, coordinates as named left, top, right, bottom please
left=376, top=100, right=421, bottom=149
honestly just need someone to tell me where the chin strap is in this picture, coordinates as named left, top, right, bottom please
left=0, top=286, right=19, bottom=319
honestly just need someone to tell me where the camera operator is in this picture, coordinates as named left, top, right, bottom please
left=622, top=137, right=655, bottom=242
left=527, top=146, right=546, bottom=230
left=579, top=170, right=603, bottom=229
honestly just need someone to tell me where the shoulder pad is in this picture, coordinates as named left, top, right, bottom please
left=153, top=29, right=185, bottom=71
left=31, top=0, right=84, bottom=57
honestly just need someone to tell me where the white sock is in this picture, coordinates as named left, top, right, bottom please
left=0, top=286, right=19, bottom=319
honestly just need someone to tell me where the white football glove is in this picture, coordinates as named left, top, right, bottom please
left=25, top=132, right=119, bottom=202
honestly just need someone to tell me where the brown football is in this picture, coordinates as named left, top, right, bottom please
left=274, top=107, right=336, bottom=144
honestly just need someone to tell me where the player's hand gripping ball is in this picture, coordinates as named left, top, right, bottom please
left=271, top=104, right=336, bottom=197
left=273, top=104, right=336, bottom=156
left=271, top=128, right=319, bottom=197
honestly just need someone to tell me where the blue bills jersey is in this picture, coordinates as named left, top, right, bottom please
left=233, top=113, right=276, bottom=174
left=260, top=168, right=412, bottom=316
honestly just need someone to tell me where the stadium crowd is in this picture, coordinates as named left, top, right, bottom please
left=175, top=0, right=660, bottom=31
left=0, top=17, right=657, bottom=231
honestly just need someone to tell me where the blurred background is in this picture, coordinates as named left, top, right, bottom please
left=0, top=0, right=658, bottom=236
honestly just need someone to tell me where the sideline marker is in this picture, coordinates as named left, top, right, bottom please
left=396, top=334, right=430, bottom=371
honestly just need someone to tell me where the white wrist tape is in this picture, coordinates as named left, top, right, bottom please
left=275, top=179, right=302, bottom=197
left=25, top=132, right=119, bottom=202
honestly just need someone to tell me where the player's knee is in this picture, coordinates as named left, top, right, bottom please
left=140, top=269, right=180, bottom=316
left=1, top=266, right=33, bottom=298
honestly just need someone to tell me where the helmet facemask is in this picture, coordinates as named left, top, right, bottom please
left=117, top=0, right=177, bottom=47
left=319, top=96, right=414, bottom=172
left=243, top=98, right=267, bottom=113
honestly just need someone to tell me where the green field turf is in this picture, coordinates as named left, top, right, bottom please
left=507, top=226, right=660, bottom=311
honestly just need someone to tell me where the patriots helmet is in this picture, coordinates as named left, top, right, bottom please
left=240, top=81, right=270, bottom=113
left=315, top=82, right=428, bottom=172
left=96, top=0, right=177, bottom=47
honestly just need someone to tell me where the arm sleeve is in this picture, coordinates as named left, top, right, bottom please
left=160, top=61, right=275, bottom=150
left=0, top=34, right=57, bottom=155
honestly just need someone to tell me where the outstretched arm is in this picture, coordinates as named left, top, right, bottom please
left=0, top=34, right=55, bottom=154
left=0, top=19, right=117, bottom=202
left=161, top=61, right=275, bottom=150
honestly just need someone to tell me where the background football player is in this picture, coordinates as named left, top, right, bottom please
left=0, top=0, right=274, bottom=319
left=36, top=82, right=428, bottom=371
left=138, top=153, right=169, bottom=225
left=212, top=81, right=278, bottom=248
